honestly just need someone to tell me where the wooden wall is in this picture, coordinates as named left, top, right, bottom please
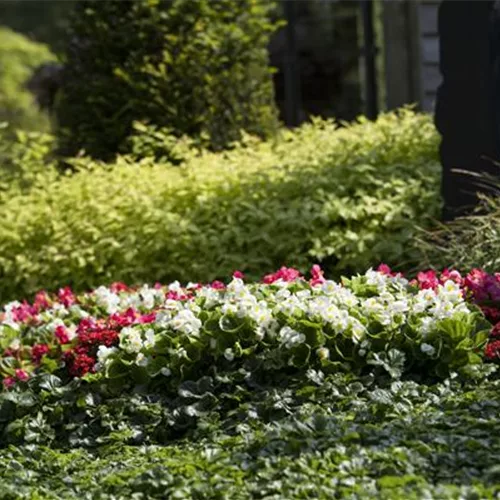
left=418, top=0, right=440, bottom=111
left=382, top=0, right=440, bottom=112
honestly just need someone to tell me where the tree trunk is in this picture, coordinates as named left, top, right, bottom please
left=435, top=0, right=498, bottom=220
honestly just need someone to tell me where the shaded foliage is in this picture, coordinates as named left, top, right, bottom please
left=55, top=0, right=280, bottom=159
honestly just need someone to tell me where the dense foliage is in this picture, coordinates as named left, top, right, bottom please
left=2, top=371, right=500, bottom=499
left=0, top=125, right=58, bottom=201
left=0, top=0, right=73, bottom=52
left=1, top=265, right=500, bottom=497
left=0, top=110, right=440, bottom=303
left=0, top=27, right=56, bottom=132
left=55, top=0, right=280, bottom=159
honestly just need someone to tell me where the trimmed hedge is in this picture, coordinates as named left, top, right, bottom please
left=0, top=27, right=55, bottom=131
left=0, top=109, right=440, bottom=302
left=56, top=0, right=280, bottom=159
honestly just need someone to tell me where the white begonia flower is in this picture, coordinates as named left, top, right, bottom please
left=438, top=280, right=463, bottom=304
left=52, top=303, right=69, bottom=317
left=119, top=327, right=143, bottom=353
left=143, top=329, right=156, bottom=349
left=420, top=316, right=435, bottom=335
left=275, top=288, right=291, bottom=300
left=0, top=319, right=19, bottom=331
left=420, top=343, right=436, bottom=356
left=431, top=299, right=455, bottom=319
left=169, top=309, right=202, bottom=335
left=226, top=277, right=245, bottom=294
left=279, top=326, right=306, bottom=349
left=9, top=338, right=21, bottom=350
left=168, top=281, right=182, bottom=293
left=69, top=305, right=90, bottom=318
left=94, top=286, right=121, bottom=314
left=274, top=295, right=306, bottom=316
left=390, top=299, right=409, bottom=315
left=140, top=286, right=157, bottom=310
left=316, top=347, right=330, bottom=361
left=249, top=302, right=272, bottom=326
left=135, top=352, right=150, bottom=367
left=321, top=280, right=342, bottom=296
left=365, top=269, right=388, bottom=291
left=196, top=287, right=221, bottom=308
left=2, top=301, right=22, bottom=326
left=160, top=367, right=171, bottom=377
left=390, top=274, right=409, bottom=288
left=362, top=297, right=384, bottom=315
left=97, top=345, right=118, bottom=365
left=120, top=293, right=141, bottom=310
left=351, top=320, right=366, bottom=343
left=224, top=348, right=235, bottom=361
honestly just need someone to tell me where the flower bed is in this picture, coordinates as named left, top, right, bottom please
left=1, top=265, right=496, bottom=393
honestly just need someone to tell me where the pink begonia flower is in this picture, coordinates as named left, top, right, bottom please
left=2, top=376, right=15, bottom=389
left=33, top=290, right=51, bottom=312
left=440, top=268, right=462, bottom=284
left=211, top=281, right=226, bottom=290
left=31, top=343, right=50, bottom=364
left=166, top=290, right=189, bottom=301
left=58, top=286, right=76, bottom=307
left=139, top=313, right=156, bottom=324
left=55, top=325, right=71, bottom=345
left=233, top=271, right=245, bottom=279
left=11, top=302, right=37, bottom=323
left=15, top=369, right=29, bottom=381
left=110, top=282, right=128, bottom=293
left=377, top=263, right=393, bottom=276
left=417, top=270, right=439, bottom=290
left=263, top=266, right=302, bottom=284
left=310, top=264, right=325, bottom=286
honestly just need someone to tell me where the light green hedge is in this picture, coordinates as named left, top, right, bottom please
left=0, top=109, right=440, bottom=302
left=0, top=27, right=56, bottom=132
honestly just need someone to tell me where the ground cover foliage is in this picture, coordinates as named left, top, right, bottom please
left=0, top=109, right=440, bottom=303
left=1, top=265, right=500, bottom=497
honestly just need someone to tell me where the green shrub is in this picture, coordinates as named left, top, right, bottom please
left=0, top=124, right=58, bottom=200
left=0, top=27, right=56, bottom=131
left=0, top=109, right=440, bottom=302
left=56, top=0, right=280, bottom=159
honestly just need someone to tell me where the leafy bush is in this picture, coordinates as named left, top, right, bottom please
left=0, top=1, right=73, bottom=52
left=0, top=124, right=58, bottom=201
left=0, top=109, right=441, bottom=302
left=0, top=27, right=56, bottom=131
left=55, top=0, right=280, bottom=159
